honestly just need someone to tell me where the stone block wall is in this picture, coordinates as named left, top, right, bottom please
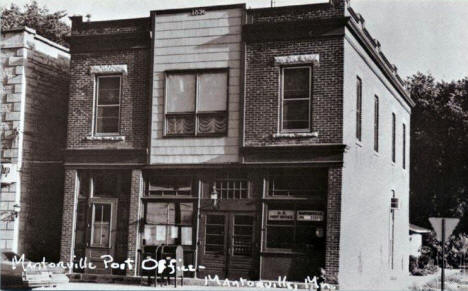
left=1, top=28, right=69, bottom=260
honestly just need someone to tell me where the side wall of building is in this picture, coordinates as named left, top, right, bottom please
left=340, top=26, right=411, bottom=290
left=1, top=28, right=69, bottom=261
left=150, top=7, right=244, bottom=164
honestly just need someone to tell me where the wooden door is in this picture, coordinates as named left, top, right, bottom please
left=85, top=198, right=118, bottom=274
left=199, top=212, right=257, bottom=280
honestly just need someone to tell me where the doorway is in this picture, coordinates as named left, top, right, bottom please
left=198, top=212, right=257, bottom=280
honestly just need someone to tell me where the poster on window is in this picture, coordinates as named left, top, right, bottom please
left=144, top=225, right=157, bottom=245
left=181, top=226, right=192, bottom=245
left=268, top=210, right=294, bottom=221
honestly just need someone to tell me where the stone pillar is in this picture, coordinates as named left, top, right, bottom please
left=325, top=166, right=342, bottom=284
left=126, top=169, right=142, bottom=276
left=60, top=169, right=78, bottom=264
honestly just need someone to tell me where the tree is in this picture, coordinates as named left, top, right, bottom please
left=407, top=73, right=468, bottom=231
left=1, top=1, right=70, bottom=47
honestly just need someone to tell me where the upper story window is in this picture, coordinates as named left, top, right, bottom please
left=165, top=70, right=228, bottom=137
left=392, top=113, right=396, bottom=163
left=281, top=67, right=311, bottom=132
left=374, top=95, right=379, bottom=152
left=356, top=76, right=362, bottom=141
left=402, top=123, right=406, bottom=169
left=95, top=75, right=121, bottom=134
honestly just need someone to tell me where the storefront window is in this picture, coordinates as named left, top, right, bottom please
left=266, top=203, right=325, bottom=251
left=144, top=202, right=194, bottom=246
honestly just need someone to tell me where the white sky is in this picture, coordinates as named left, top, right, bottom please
left=2, top=0, right=467, bottom=82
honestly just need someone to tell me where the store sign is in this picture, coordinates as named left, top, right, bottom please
left=297, top=210, right=324, bottom=222
left=1, top=163, right=17, bottom=184
left=268, top=210, right=294, bottom=221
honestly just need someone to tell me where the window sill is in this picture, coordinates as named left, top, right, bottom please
left=85, top=135, right=125, bottom=141
left=272, top=132, right=318, bottom=139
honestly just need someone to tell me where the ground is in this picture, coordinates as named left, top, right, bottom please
left=38, top=282, right=293, bottom=290
left=35, top=270, right=468, bottom=291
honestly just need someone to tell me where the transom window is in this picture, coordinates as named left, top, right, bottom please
left=148, top=175, right=192, bottom=196
left=95, top=75, right=121, bottom=134
left=214, top=180, right=249, bottom=199
left=269, top=174, right=326, bottom=197
left=165, top=70, right=228, bottom=136
left=281, top=67, right=311, bottom=131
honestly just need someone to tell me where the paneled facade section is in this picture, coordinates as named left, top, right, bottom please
left=150, top=6, right=244, bottom=164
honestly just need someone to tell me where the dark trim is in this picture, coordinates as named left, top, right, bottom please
left=241, top=144, right=345, bottom=165
left=248, top=2, right=331, bottom=13
left=70, top=32, right=150, bottom=53
left=152, top=3, right=246, bottom=15
left=65, top=149, right=147, bottom=164
left=243, top=17, right=346, bottom=42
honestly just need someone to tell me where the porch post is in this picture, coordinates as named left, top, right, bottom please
left=127, top=169, right=143, bottom=276
left=60, top=169, right=78, bottom=267
left=325, top=167, right=342, bottom=282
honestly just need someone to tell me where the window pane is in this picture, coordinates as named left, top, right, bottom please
left=96, top=107, right=119, bottom=133
left=166, top=74, right=196, bottom=113
left=180, top=203, right=193, bottom=225
left=148, top=175, right=192, bottom=195
left=166, top=115, right=195, bottom=135
left=283, top=100, right=309, bottom=130
left=98, top=77, right=120, bottom=105
left=146, top=203, right=176, bottom=224
left=267, top=226, right=294, bottom=248
left=198, top=72, right=228, bottom=112
left=284, top=68, right=310, bottom=99
left=197, top=113, right=227, bottom=134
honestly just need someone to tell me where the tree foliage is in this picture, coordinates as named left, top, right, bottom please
left=408, top=73, right=468, bottom=231
left=1, top=1, right=70, bottom=47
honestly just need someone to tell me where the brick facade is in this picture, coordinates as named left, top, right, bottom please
left=59, top=169, right=77, bottom=264
left=66, top=49, right=149, bottom=150
left=244, top=38, right=344, bottom=146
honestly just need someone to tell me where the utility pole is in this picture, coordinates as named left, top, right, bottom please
left=271, top=0, right=275, bottom=7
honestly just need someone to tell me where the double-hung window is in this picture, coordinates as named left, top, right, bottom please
left=95, top=75, right=121, bottom=134
left=281, top=67, right=312, bottom=131
left=165, top=70, right=228, bottom=136
left=356, top=77, right=362, bottom=141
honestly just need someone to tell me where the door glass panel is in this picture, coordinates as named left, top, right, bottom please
left=233, top=215, right=254, bottom=256
left=91, top=203, right=111, bottom=247
left=205, top=215, right=225, bottom=254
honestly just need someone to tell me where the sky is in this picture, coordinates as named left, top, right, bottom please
left=2, top=0, right=468, bottom=82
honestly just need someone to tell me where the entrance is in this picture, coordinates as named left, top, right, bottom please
left=84, top=197, right=118, bottom=274
left=198, top=212, right=257, bottom=279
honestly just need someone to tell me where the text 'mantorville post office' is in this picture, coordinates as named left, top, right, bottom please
left=60, top=0, right=414, bottom=289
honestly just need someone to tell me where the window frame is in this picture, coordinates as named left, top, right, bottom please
left=93, top=74, right=122, bottom=136
left=143, top=201, right=195, bottom=246
left=280, top=66, right=312, bottom=133
left=356, top=76, right=362, bottom=141
left=402, top=123, right=406, bottom=169
left=163, top=68, right=229, bottom=137
left=392, top=113, right=396, bottom=163
left=374, top=95, right=379, bottom=152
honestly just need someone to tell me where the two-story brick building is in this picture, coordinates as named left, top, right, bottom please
left=60, top=1, right=414, bottom=289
